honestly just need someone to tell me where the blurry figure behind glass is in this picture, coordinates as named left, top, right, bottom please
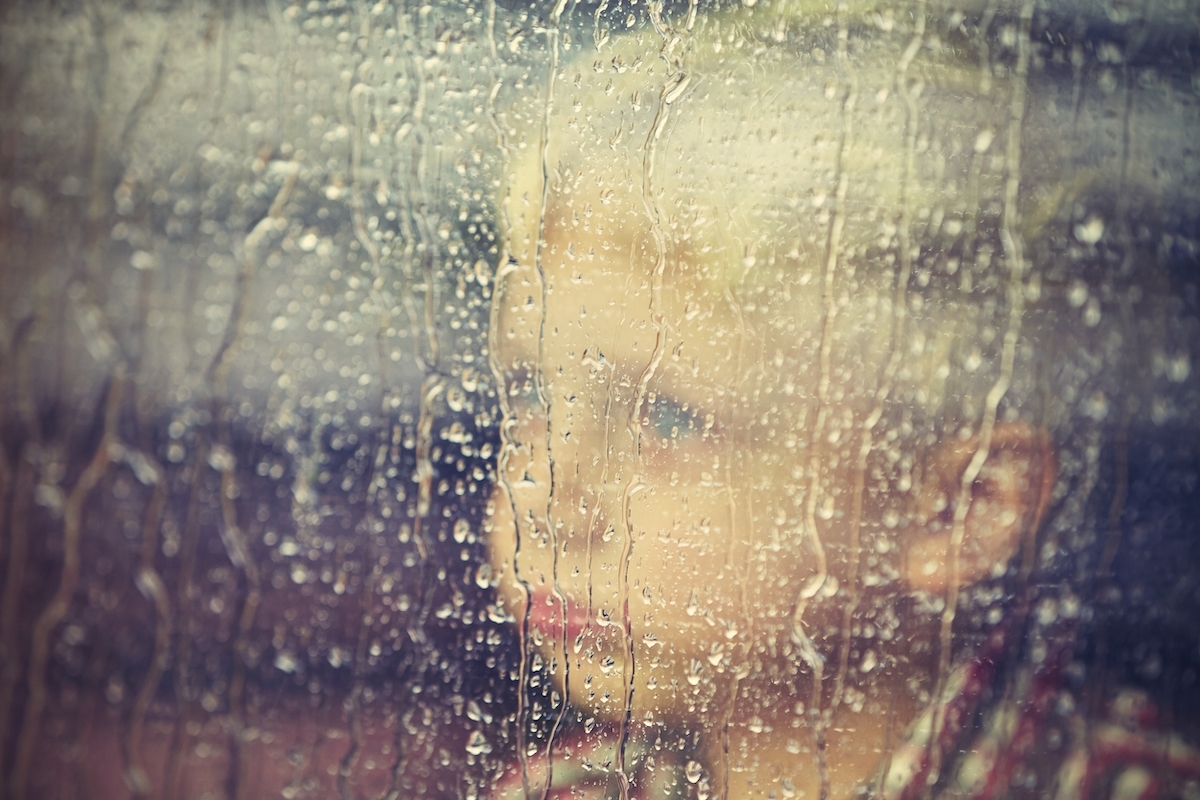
left=487, top=2, right=1200, bottom=799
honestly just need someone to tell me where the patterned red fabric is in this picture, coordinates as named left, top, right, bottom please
left=877, top=596, right=1200, bottom=800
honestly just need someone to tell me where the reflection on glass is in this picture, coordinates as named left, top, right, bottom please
left=0, top=2, right=1198, bottom=799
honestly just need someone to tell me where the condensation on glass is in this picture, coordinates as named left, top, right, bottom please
left=0, top=1, right=1197, bottom=799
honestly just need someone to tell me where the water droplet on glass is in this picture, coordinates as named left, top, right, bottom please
left=208, top=444, right=235, bottom=471
left=274, top=651, right=299, bottom=673
left=973, top=128, right=994, bottom=154
left=328, top=648, right=348, bottom=668
left=1168, top=353, right=1192, bottom=383
left=686, top=659, right=703, bottom=686
left=707, top=645, right=724, bottom=666
left=1067, top=279, right=1089, bottom=308
left=130, top=250, right=158, bottom=270
left=465, top=731, right=492, bottom=755
left=1074, top=216, right=1105, bottom=244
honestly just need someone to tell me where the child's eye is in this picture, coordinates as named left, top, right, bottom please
left=646, top=395, right=696, bottom=441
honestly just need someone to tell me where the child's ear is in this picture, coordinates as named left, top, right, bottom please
left=903, top=421, right=1056, bottom=594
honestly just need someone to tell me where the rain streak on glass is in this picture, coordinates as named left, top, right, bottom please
left=2, top=2, right=1200, bottom=800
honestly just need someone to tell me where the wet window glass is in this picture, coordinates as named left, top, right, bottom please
left=1, top=1, right=1198, bottom=799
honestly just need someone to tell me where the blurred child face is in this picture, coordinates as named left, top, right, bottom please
left=487, top=29, right=1050, bottom=720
